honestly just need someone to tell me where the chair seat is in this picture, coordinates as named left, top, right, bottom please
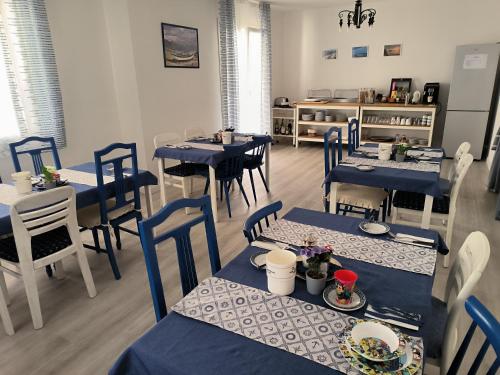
left=439, top=177, right=451, bottom=195
left=77, top=200, right=135, bottom=228
left=426, top=296, right=448, bottom=359
left=164, top=163, right=206, bottom=177
left=393, top=190, right=450, bottom=214
left=243, top=154, right=262, bottom=169
left=336, top=184, right=389, bottom=210
left=0, top=226, right=72, bottom=263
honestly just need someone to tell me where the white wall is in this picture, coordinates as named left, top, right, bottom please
left=0, top=0, right=221, bottom=180
left=272, top=0, right=500, bottom=144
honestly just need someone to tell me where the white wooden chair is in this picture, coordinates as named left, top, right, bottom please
left=392, top=153, right=473, bottom=267
left=440, top=141, right=471, bottom=195
left=0, top=186, right=97, bottom=331
left=184, top=127, right=206, bottom=140
left=426, top=231, right=490, bottom=374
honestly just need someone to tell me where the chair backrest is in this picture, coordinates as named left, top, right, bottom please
left=448, top=153, right=473, bottom=213
left=323, top=127, right=342, bottom=179
left=447, top=296, right=499, bottom=375
left=184, top=127, right=206, bottom=140
left=347, top=119, right=360, bottom=156
left=447, top=141, right=471, bottom=181
left=246, top=143, right=266, bottom=164
left=243, top=201, right=283, bottom=243
left=9, top=136, right=62, bottom=175
left=10, top=186, right=79, bottom=263
left=441, top=231, right=491, bottom=372
left=216, top=145, right=247, bottom=179
left=138, top=195, right=221, bottom=322
left=94, top=143, right=141, bottom=224
left=153, top=132, right=182, bottom=149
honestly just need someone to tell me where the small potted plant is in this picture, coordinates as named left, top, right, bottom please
left=395, top=143, right=409, bottom=162
left=42, top=166, right=59, bottom=189
left=300, top=246, right=333, bottom=295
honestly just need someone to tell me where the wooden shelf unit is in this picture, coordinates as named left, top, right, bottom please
left=295, top=103, right=359, bottom=148
left=272, top=107, right=296, bottom=145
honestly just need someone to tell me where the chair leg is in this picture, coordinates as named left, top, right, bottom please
left=102, top=227, right=121, bottom=280
left=219, top=180, right=224, bottom=201
left=387, top=190, right=393, bottom=217
left=236, top=177, right=250, bottom=207
left=391, top=206, right=398, bottom=224
left=257, top=166, right=270, bottom=192
left=222, top=181, right=232, bottom=218
left=114, top=226, right=122, bottom=250
left=0, top=272, right=9, bottom=305
left=0, top=277, right=13, bottom=335
left=19, top=263, right=43, bottom=329
left=443, top=218, right=454, bottom=268
left=203, top=178, right=209, bottom=195
left=74, top=246, right=97, bottom=298
left=248, top=169, right=257, bottom=202
left=381, top=198, right=387, bottom=222
left=91, top=228, right=100, bottom=253
left=45, top=265, right=53, bottom=278
left=54, top=260, right=65, bottom=280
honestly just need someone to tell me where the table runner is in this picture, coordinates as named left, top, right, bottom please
left=261, top=219, right=437, bottom=276
left=406, top=150, right=444, bottom=158
left=180, top=142, right=225, bottom=151
left=0, top=185, right=23, bottom=206
left=172, top=276, right=423, bottom=375
left=58, top=169, right=114, bottom=186
left=344, top=156, right=440, bottom=173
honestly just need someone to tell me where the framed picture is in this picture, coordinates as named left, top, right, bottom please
left=389, top=78, right=412, bottom=100
left=352, top=46, right=368, bottom=58
left=384, top=44, right=401, bottom=57
left=322, top=49, right=337, bottom=60
left=161, top=23, right=199, bottom=68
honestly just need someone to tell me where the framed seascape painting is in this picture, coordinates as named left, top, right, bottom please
left=352, top=46, right=368, bottom=58
left=322, top=49, right=337, bottom=60
left=161, top=23, right=199, bottom=68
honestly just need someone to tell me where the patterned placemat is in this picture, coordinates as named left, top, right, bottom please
left=172, top=277, right=423, bottom=375
left=0, top=184, right=23, bottom=206
left=406, top=150, right=443, bottom=158
left=344, top=156, right=440, bottom=173
left=354, top=146, right=378, bottom=154
left=58, top=169, right=114, bottom=187
left=261, top=219, right=436, bottom=276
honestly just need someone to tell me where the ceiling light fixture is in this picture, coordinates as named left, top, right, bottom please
left=338, top=0, right=376, bottom=29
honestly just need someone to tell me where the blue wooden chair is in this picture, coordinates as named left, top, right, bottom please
left=324, top=127, right=388, bottom=220
left=244, top=143, right=269, bottom=202
left=138, top=196, right=221, bottom=322
left=201, top=145, right=250, bottom=218
left=77, top=143, right=143, bottom=280
left=347, top=118, right=360, bottom=156
left=9, top=136, right=62, bottom=175
left=446, top=296, right=499, bottom=375
left=243, top=200, right=283, bottom=243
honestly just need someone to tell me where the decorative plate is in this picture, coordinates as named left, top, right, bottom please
left=359, top=221, right=390, bottom=235
left=339, top=335, right=422, bottom=375
left=323, top=285, right=366, bottom=312
left=356, top=165, right=375, bottom=172
left=346, top=320, right=405, bottom=362
left=250, top=250, right=269, bottom=269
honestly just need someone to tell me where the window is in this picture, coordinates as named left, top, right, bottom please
left=238, top=27, right=262, bottom=134
left=0, top=21, right=19, bottom=139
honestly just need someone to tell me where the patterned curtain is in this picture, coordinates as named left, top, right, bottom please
left=218, top=0, right=240, bottom=130
left=0, top=0, right=66, bottom=152
left=259, top=2, right=272, bottom=135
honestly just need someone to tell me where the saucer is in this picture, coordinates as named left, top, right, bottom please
left=359, top=221, right=390, bottom=235
left=323, top=285, right=366, bottom=312
left=250, top=251, right=269, bottom=269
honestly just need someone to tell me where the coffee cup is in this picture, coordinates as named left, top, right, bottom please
left=334, top=269, right=358, bottom=305
left=266, top=250, right=297, bottom=295
left=222, top=131, right=233, bottom=145
left=11, top=171, right=32, bottom=195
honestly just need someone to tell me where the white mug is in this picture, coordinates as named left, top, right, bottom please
left=378, top=144, right=392, bottom=161
left=222, top=131, right=233, bottom=145
left=266, top=250, right=297, bottom=295
left=11, top=171, right=32, bottom=195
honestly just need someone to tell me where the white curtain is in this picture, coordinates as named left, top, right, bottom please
left=259, top=2, right=272, bottom=135
left=0, top=0, right=66, bottom=154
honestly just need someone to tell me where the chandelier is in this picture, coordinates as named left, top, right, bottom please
left=338, top=0, right=376, bottom=29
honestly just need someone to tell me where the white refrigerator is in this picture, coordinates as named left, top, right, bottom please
left=442, top=43, right=500, bottom=159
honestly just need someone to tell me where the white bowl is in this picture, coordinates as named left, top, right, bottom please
left=302, top=114, right=314, bottom=121
left=350, top=321, right=400, bottom=357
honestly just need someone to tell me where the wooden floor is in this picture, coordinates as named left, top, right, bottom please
left=0, top=144, right=498, bottom=375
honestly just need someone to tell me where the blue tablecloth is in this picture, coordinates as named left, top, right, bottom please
left=0, top=162, right=157, bottom=235
left=327, top=144, right=444, bottom=197
left=153, top=134, right=272, bottom=168
left=110, top=208, right=446, bottom=375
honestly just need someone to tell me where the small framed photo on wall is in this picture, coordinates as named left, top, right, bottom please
left=161, top=23, right=200, bottom=68
left=352, top=46, right=368, bottom=58
left=384, top=44, right=402, bottom=57
left=322, top=49, right=337, bottom=60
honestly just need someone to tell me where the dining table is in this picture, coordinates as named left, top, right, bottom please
left=109, top=207, right=448, bottom=375
left=0, top=162, right=157, bottom=236
left=326, top=143, right=445, bottom=229
left=153, top=134, right=272, bottom=223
